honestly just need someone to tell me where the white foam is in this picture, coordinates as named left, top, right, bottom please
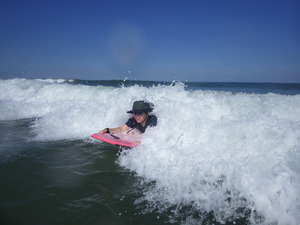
left=1, top=78, right=300, bottom=224
left=119, top=87, right=300, bottom=224
left=35, top=78, right=66, bottom=83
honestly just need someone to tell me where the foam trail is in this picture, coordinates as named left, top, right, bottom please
left=1, top=78, right=300, bottom=224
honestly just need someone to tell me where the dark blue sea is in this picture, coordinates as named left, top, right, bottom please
left=1, top=78, right=300, bottom=225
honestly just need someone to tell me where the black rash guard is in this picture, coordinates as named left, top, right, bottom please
left=125, top=115, right=157, bottom=133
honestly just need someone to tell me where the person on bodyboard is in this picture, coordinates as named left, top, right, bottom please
left=93, top=100, right=157, bottom=147
left=99, top=100, right=157, bottom=135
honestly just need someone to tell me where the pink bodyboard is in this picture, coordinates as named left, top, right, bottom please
left=91, top=132, right=140, bottom=148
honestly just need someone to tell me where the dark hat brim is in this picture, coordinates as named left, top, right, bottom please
left=127, top=109, right=153, bottom=114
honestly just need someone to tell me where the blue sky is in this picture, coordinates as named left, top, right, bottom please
left=0, top=0, right=299, bottom=82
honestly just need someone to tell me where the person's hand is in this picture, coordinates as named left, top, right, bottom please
left=99, top=128, right=109, bottom=134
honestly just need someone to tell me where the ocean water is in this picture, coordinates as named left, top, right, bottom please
left=0, top=78, right=300, bottom=225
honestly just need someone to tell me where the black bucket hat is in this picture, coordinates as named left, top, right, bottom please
left=127, top=101, right=154, bottom=114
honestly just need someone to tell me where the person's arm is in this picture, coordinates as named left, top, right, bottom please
left=99, top=125, right=130, bottom=134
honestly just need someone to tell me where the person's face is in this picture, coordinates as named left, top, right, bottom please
left=134, top=112, right=147, bottom=124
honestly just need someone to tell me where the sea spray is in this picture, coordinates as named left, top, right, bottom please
left=118, top=88, right=300, bottom=225
left=1, top=78, right=300, bottom=224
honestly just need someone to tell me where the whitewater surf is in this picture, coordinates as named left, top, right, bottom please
left=1, top=78, right=299, bottom=225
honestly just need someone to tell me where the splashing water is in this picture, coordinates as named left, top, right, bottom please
left=1, top=78, right=300, bottom=224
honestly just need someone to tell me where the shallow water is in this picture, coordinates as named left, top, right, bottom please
left=0, top=120, right=164, bottom=225
left=1, top=78, right=300, bottom=225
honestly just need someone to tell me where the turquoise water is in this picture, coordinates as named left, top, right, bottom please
left=1, top=78, right=300, bottom=225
